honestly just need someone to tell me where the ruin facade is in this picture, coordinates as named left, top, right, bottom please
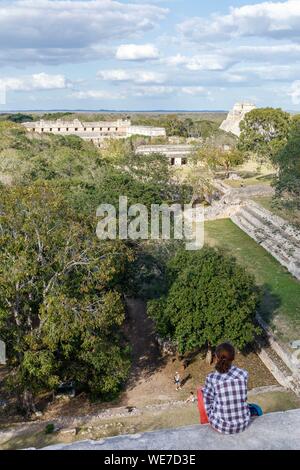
left=22, top=118, right=166, bottom=146
left=136, top=144, right=194, bottom=166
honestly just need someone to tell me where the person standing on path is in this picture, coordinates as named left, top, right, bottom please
left=174, top=372, right=182, bottom=391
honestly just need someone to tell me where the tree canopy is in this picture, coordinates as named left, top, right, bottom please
left=0, top=122, right=193, bottom=413
left=0, top=122, right=103, bottom=184
left=193, top=145, right=244, bottom=178
left=148, top=247, right=260, bottom=354
left=272, top=115, right=300, bottom=206
left=238, top=108, right=290, bottom=161
left=0, top=182, right=136, bottom=412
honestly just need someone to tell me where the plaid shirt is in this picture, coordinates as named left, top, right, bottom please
left=203, top=365, right=250, bottom=434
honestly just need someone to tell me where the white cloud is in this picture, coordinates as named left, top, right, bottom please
left=134, top=86, right=175, bottom=96
left=163, top=53, right=234, bottom=71
left=163, top=43, right=300, bottom=79
left=116, top=44, right=160, bottom=61
left=0, top=46, right=113, bottom=67
left=222, top=73, right=247, bottom=84
left=133, top=85, right=209, bottom=97
left=160, top=41, right=300, bottom=90
left=71, top=90, right=125, bottom=100
left=178, top=1, right=300, bottom=42
left=97, top=69, right=166, bottom=84
left=0, top=0, right=167, bottom=66
left=0, top=73, right=71, bottom=91
left=73, top=85, right=209, bottom=100
left=163, top=54, right=187, bottom=67
left=97, top=70, right=132, bottom=82
left=186, top=55, right=231, bottom=71
left=288, top=81, right=300, bottom=104
left=181, top=86, right=208, bottom=95
left=230, top=63, right=300, bottom=82
left=237, top=43, right=300, bottom=60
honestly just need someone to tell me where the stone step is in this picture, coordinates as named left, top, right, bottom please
left=241, top=204, right=300, bottom=245
left=242, top=205, right=300, bottom=252
left=231, top=214, right=300, bottom=278
left=233, top=214, right=296, bottom=266
left=233, top=212, right=297, bottom=265
left=248, top=201, right=300, bottom=244
left=239, top=214, right=300, bottom=269
left=236, top=207, right=300, bottom=262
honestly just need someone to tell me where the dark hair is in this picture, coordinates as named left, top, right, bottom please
left=215, top=342, right=235, bottom=373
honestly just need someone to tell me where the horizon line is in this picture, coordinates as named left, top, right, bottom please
left=0, top=109, right=229, bottom=114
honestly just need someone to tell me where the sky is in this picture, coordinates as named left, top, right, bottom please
left=1, top=0, right=300, bottom=111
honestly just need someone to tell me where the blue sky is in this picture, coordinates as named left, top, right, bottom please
left=1, top=0, right=300, bottom=111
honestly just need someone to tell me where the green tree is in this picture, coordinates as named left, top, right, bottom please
left=238, top=108, right=290, bottom=162
left=41, top=112, right=73, bottom=121
left=148, top=247, right=260, bottom=355
left=0, top=182, right=133, bottom=413
left=273, top=115, right=300, bottom=206
left=0, top=123, right=191, bottom=209
left=7, top=113, right=34, bottom=123
left=193, top=145, right=245, bottom=178
left=0, top=122, right=103, bottom=184
left=164, top=116, right=188, bottom=137
left=188, top=119, right=219, bottom=140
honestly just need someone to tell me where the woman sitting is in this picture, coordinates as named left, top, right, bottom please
left=199, top=342, right=253, bottom=434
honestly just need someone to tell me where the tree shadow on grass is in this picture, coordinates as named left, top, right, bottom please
left=180, top=373, right=192, bottom=388
left=258, top=283, right=282, bottom=325
left=240, top=284, right=282, bottom=359
left=256, top=173, right=275, bottom=182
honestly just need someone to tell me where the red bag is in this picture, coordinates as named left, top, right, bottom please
left=197, top=388, right=209, bottom=424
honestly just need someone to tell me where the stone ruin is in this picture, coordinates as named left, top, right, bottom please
left=231, top=200, right=300, bottom=281
left=220, top=102, right=256, bottom=137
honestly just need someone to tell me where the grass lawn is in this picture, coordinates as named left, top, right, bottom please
left=225, top=173, right=275, bottom=188
left=205, top=219, right=300, bottom=342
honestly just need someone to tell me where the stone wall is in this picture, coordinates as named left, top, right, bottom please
left=41, top=409, right=300, bottom=450
left=127, top=126, right=166, bottom=137
left=22, top=119, right=166, bottom=141
left=136, top=144, right=194, bottom=166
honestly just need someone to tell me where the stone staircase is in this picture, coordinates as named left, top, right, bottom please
left=255, top=341, right=300, bottom=396
left=231, top=201, right=300, bottom=280
left=204, top=180, right=275, bottom=221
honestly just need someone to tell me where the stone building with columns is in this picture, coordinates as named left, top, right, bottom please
left=136, top=144, right=195, bottom=166
left=22, top=118, right=166, bottom=146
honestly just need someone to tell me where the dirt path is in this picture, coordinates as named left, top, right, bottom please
left=120, top=298, right=178, bottom=406
left=123, top=298, right=164, bottom=389
left=119, top=299, right=278, bottom=408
